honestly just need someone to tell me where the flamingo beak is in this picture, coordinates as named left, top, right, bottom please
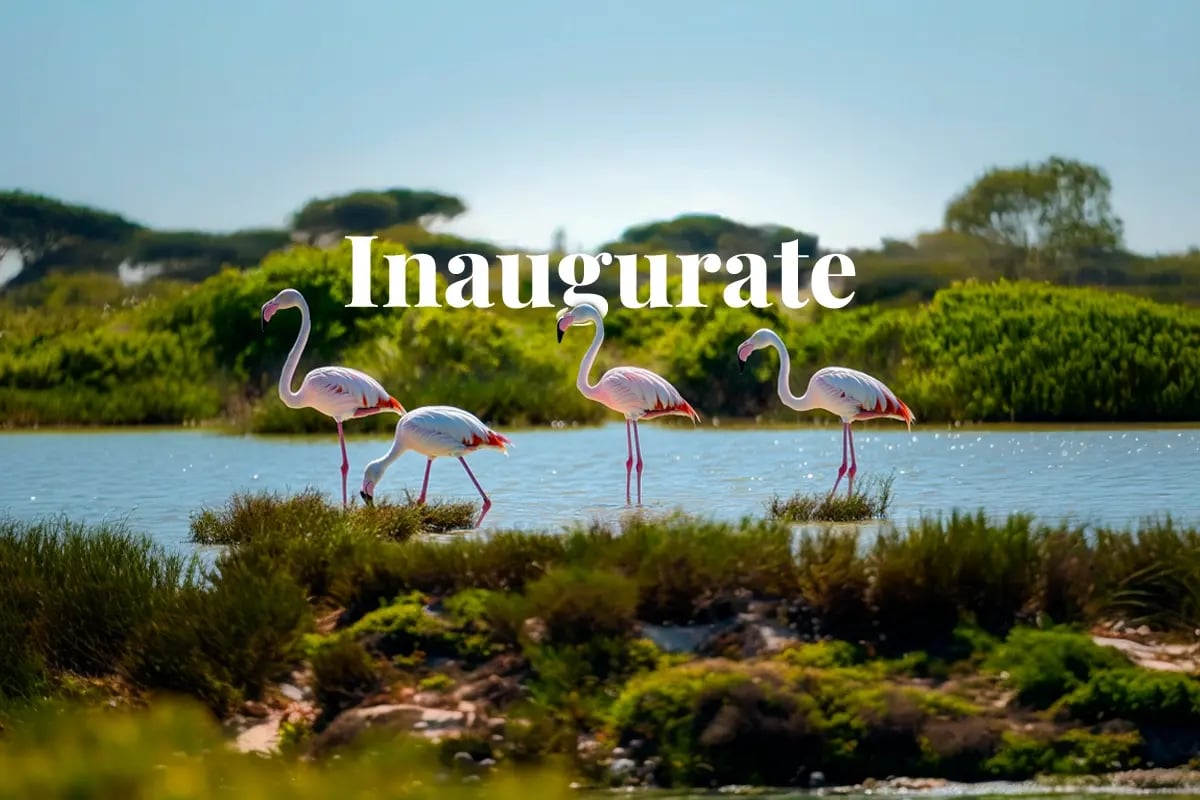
left=360, top=489, right=373, bottom=507
left=556, top=326, right=564, bottom=344
left=736, top=344, right=751, bottom=373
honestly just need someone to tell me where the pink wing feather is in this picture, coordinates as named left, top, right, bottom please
left=596, top=366, right=701, bottom=423
left=401, top=405, right=512, bottom=458
left=300, top=366, right=404, bottom=421
left=811, top=367, right=914, bottom=428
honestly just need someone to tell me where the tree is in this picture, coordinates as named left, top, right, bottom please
left=603, top=213, right=820, bottom=289
left=0, top=191, right=145, bottom=286
left=290, top=188, right=467, bottom=244
left=943, top=156, right=1124, bottom=278
left=125, top=228, right=292, bottom=280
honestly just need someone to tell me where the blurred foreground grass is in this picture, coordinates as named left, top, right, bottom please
left=0, top=699, right=575, bottom=800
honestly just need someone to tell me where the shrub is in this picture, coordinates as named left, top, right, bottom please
left=1054, top=669, right=1200, bottom=726
left=984, top=627, right=1132, bottom=709
left=310, top=634, right=382, bottom=723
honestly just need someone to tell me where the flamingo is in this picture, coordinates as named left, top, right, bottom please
left=556, top=302, right=701, bottom=506
left=736, top=327, right=914, bottom=496
left=358, top=405, right=512, bottom=528
left=261, top=287, right=406, bottom=508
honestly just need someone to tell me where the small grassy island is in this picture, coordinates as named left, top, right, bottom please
left=2, top=489, right=1200, bottom=797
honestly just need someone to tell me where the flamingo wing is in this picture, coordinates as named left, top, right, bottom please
left=597, top=367, right=701, bottom=423
left=299, top=366, right=403, bottom=420
left=812, top=367, right=914, bottom=427
left=403, top=406, right=512, bottom=458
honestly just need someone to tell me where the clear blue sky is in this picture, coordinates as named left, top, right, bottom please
left=2, top=0, right=1197, bottom=255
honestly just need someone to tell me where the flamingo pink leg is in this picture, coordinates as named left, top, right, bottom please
left=336, top=420, right=350, bottom=508
left=847, top=424, right=858, bottom=496
left=829, top=423, right=850, bottom=496
left=417, top=458, right=433, bottom=504
left=632, top=420, right=645, bottom=506
left=458, top=457, right=492, bottom=527
left=624, top=420, right=634, bottom=505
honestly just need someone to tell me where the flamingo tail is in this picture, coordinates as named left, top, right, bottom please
left=642, top=400, right=702, bottom=424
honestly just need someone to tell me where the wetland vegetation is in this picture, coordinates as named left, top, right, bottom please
left=2, top=490, right=1200, bottom=794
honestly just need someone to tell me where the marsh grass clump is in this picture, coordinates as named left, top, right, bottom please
left=767, top=475, right=894, bottom=522
left=188, top=488, right=476, bottom=546
left=0, top=514, right=312, bottom=715
left=0, top=515, right=197, bottom=691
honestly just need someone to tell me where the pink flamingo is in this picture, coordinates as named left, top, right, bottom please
left=261, top=287, right=406, bottom=508
left=556, top=302, right=701, bottom=506
left=358, top=405, right=512, bottom=528
left=736, top=327, right=914, bottom=496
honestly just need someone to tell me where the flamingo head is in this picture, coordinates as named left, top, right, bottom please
left=359, top=460, right=388, bottom=507
left=555, top=302, right=601, bottom=343
left=736, top=328, right=776, bottom=374
left=261, top=288, right=304, bottom=331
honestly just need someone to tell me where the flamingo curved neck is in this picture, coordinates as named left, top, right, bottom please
left=764, top=330, right=814, bottom=412
left=369, top=436, right=408, bottom=477
left=278, top=295, right=312, bottom=408
left=575, top=318, right=605, bottom=399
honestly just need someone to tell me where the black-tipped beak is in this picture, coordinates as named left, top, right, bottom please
left=738, top=357, right=745, bottom=374
left=556, top=326, right=564, bottom=344
left=360, top=490, right=373, bottom=507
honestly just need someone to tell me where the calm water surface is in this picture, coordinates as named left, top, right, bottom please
left=2, top=423, right=1199, bottom=553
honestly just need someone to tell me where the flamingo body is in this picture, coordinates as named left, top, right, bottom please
left=556, top=302, right=700, bottom=505
left=799, top=366, right=914, bottom=426
left=296, top=366, right=405, bottom=422
left=737, top=328, right=914, bottom=496
left=360, top=405, right=512, bottom=527
left=592, top=366, right=702, bottom=422
left=261, top=288, right=405, bottom=507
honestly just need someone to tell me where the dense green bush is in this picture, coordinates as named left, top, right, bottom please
left=983, top=627, right=1132, bottom=709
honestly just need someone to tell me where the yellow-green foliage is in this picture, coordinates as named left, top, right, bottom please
left=983, top=626, right=1132, bottom=709
left=983, top=728, right=1144, bottom=778
left=0, top=699, right=577, bottom=799
left=605, top=658, right=985, bottom=787
left=1053, top=668, right=1200, bottom=726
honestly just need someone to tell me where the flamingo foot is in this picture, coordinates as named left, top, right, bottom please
left=829, top=465, right=847, bottom=498
left=476, top=497, right=492, bottom=528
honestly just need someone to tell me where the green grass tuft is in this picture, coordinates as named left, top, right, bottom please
left=766, top=474, right=894, bottom=522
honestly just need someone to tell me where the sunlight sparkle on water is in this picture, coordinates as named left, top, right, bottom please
left=2, top=425, right=1200, bottom=553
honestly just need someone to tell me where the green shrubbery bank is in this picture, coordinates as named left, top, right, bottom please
left=3, top=494, right=1200, bottom=793
left=3, top=238, right=1200, bottom=429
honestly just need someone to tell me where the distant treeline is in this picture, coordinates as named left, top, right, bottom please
left=2, top=154, right=1199, bottom=305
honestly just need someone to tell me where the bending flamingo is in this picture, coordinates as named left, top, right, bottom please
left=261, top=287, right=406, bottom=508
left=556, top=302, right=701, bottom=506
left=358, top=405, right=512, bottom=528
left=736, top=327, right=914, bottom=496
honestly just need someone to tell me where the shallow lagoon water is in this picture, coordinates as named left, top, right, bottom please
left=3, top=422, right=1199, bottom=553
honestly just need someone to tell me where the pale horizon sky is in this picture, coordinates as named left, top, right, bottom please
left=2, top=0, right=1198, bottom=256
